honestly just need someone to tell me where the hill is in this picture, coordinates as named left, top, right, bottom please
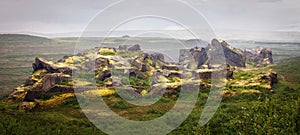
left=0, top=34, right=53, bottom=45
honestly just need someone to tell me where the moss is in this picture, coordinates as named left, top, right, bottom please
left=110, top=101, right=132, bottom=109
left=100, top=51, right=116, bottom=56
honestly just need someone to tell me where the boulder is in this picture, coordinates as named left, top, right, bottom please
left=119, top=44, right=141, bottom=52
left=210, top=39, right=246, bottom=67
left=179, top=47, right=207, bottom=69
left=162, top=65, right=179, bottom=71
left=95, top=57, right=112, bottom=69
left=244, top=48, right=273, bottom=67
left=23, top=73, right=71, bottom=101
left=261, top=72, right=278, bottom=87
left=151, top=53, right=164, bottom=62
left=130, top=53, right=154, bottom=72
left=33, top=57, right=73, bottom=75
left=128, top=68, right=147, bottom=79
left=98, top=70, right=112, bottom=81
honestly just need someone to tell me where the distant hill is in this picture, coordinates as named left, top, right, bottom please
left=0, top=34, right=53, bottom=45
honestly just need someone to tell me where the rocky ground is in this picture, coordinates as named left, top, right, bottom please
left=7, top=39, right=277, bottom=110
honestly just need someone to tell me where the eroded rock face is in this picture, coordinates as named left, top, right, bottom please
left=211, top=39, right=246, bottom=67
left=33, top=57, right=73, bottom=75
left=179, top=48, right=203, bottom=69
left=130, top=53, right=157, bottom=72
left=9, top=38, right=277, bottom=110
left=23, top=73, right=71, bottom=101
left=244, top=48, right=273, bottom=66
left=98, top=70, right=112, bottom=81
left=180, top=39, right=246, bottom=68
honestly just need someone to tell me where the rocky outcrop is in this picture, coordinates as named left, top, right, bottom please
left=97, top=70, right=112, bottom=81
left=119, top=44, right=141, bottom=52
left=130, top=53, right=160, bottom=72
left=33, top=57, right=73, bottom=75
left=211, top=39, right=246, bottom=67
left=261, top=72, right=278, bottom=87
left=244, top=48, right=273, bottom=66
left=179, top=39, right=275, bottom=68
left=9, top=38, right=277, bottom=110
left=23, top=73, right=71, bottom=102
left=179, top=47, right=208, bottom=69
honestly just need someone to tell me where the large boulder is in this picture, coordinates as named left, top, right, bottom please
left=151, top=53, right=164, bottom=62
left=9, top=73, right=71, bottom=101
left=261, top=72, right=278, bottom=87
left=119, top=44, right=141, bottom=52
left=98, top=70, right=112, bottom=81
left=33, top=57, right=73, bottom=75
left=210, top=39, right=246, bottom=67
left=130, top=53, right=155, bottom=72
left=244, top=48, right=273, bottom=67
left=23, top=73, right=71, bottom=101
left=179, top=39, right=247, bottom=68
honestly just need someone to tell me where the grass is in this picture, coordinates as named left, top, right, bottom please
left=0, top=35, right=300, bottom=134
left=100, top=51, right=116, bottom=56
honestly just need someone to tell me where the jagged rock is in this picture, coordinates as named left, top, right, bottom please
left=128, top=68, right=147, bottom=79
left=95, top=57, right=112, bottom=69
left=130, top=53, right=155, bottom=72
left=98, top=70, right=112, bottom=81
left=244, top=48, right=273, bottom=67
left=151, top=53, right=164, bottom=62
left=33, top=57, right=73, bottom=75
left=180, top=39, right=246, bottom=68
left=179, top=47, right=206, bottom=69
left=103, top=77, right=122, bottom=87
left=23, top=73, right=71, bottom=101
left=261, top=72, right=278, bottom=87
left=197, top=70, right=213, bottom=80
left=47, top=85, right=74, bottom=93
left=211, top=39, right=246, bottom=67
left=162, top=65, right=179, bottom=71
left=119, top=44, right=141, bottom=52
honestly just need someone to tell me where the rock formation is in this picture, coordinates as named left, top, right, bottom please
left=119, top=44, right=141, bottom=52
left=244, top=48, right=273, bottom=66
left=8, top=38, right=277, bottom=110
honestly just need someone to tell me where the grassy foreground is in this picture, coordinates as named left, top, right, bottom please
left=0, top=58, right=300, bottom=135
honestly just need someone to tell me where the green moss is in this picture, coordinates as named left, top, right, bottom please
left=110, top=101, right=132, bottom=109
left=118, top=51, right=141, bottom=58
left=100, top=51, right=116, bottom=56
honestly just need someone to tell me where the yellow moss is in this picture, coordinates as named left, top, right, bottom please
left=99, top=88, right=116, bottom=97
left=241, top=89, right=261, bottom=94
left=36, top=93, right=75, bottom=108
left=31, top=69, right=47, bottom=81
left=64, top=57, right=74, bottom=64
left=141, top=90, right=148, bottom=96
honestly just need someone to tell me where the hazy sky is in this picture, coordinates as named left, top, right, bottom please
left=0, top=0, right=299, bottom=34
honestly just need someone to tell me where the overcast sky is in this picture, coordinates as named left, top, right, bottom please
left=0, top=0, right=299, bottom=35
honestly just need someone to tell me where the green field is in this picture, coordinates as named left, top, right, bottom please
left=0, top=34, right=299, bottom=134
left=0, top=57, right=299, bottom=134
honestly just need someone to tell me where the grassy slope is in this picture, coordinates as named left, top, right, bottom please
left=0, top=58, right=299, bottom=134
left=0, top=34, right=299, bottom=134
left=0, top=34, right=53, bottom=45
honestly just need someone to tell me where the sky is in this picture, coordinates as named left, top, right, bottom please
left=0, top=0, right=300, bottom=39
